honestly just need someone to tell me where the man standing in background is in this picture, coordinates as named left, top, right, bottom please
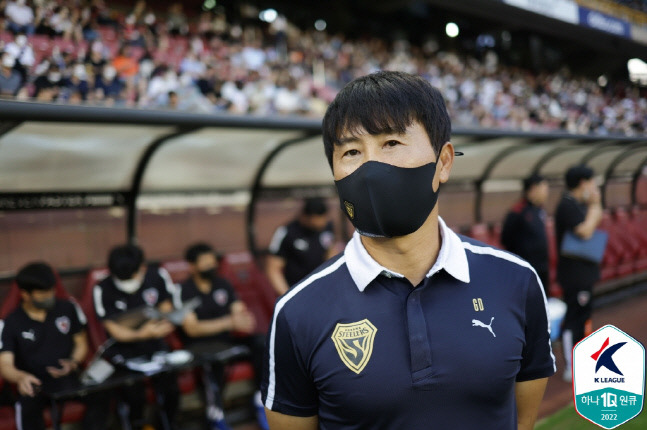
left=265, top=197, right=335, bottom=295
left=555, top=165, right=603, bottom=382
left=501, top=173, right=550, bottom=296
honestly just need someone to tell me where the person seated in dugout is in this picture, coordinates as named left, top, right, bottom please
left=92, top=244, right=180, bottom=429
left=0, top=262, right=109, bottom=430
left=178, top=242, right=268, bottom=430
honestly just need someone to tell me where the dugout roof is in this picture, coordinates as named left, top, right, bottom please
left=0, top=100, right=645, bottom=251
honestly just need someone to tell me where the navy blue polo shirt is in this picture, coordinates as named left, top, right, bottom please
left=262, top=217, right=555, bottom=429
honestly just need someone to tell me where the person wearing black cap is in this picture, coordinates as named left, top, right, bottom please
left=501, top=173, right=550, bottom=297
left=266, top=197, right=335, bottom=295
left=555, top=165, right=602, bottom=382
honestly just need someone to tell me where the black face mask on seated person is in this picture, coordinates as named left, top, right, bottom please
left=32, top=295, right=56, bottom=311
left=334, top=160, right=439, bottom=238
left=199, top=268, right=216, bottom=280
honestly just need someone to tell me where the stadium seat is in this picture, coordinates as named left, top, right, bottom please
left=217, top=252, right=276, bottom=336
left=97, top=26, right=117, bottom=42
left=614, top=207, right=647, bottom=272
left=79, top=268, right=111, bottom=355
left=0, top=31, right=13, bottom=44
left=598, top=212, right=634, bottom=279
left=467, top=223, right=490, bottom=245
left=467, top=223, right=500, bottom=248
left=160, top=260, right=191, bottom=285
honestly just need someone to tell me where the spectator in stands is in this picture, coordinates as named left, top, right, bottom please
left=0, top=262, right=109, bottom=430
left=32, top=63, right=62, bottom=100
left=112, top=45, right=139, bottom=80
left=178, top=242, right=269, bottom=430
left=62, top=63, right=90, bottom=101
left=4, top=0, right=34, bottom=35
left=262, top=71, right=555, bottom=430
left=501, top=173, right=550, bottom=296
left=94, top=64, right=123, bottom=103
left=165, top=2, right=188, bottom=36
left=266, top=197, right=336, bottom=295
left=0, top=54, right=22, bottom=97
left=3, top=32, right=34, bottom=85
left=555, top=165, right=603, bottom=382
left=92, top=244, right=180, bottom=429
left=0, top=0, right=645, bottom=137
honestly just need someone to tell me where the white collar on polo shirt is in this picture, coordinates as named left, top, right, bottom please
left=344, top=216, right=471, bottom=292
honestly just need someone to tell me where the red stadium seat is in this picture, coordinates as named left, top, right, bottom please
left=613, top=207, right=647, bottom=272
left=598, top=212, right=634, bottom=279
left=79, top=268, right=111, bottom=355
left=467, top=223, right=501, bottom=248
left=217, top=252, right=276, bottom=336
left=160, top=260, right=191, bottom=284
left=467, top=223, right=490, bottom=245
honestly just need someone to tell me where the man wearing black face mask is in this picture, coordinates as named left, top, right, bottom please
left=262, top=71, right=555, bottom=430
left=0, top=262, right=108, bottom=430
left=93, top=244, right=180, bottom=429
left=179, top=242, right=268, bottom=430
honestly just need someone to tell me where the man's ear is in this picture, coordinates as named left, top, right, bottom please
left=19, top=289, right=30, bottom=303
left=437, top=142, right=455, bottom=184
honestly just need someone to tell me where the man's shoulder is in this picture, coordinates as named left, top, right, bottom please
left=460, top=235, right=536, bottom=275
left=54, top=298, right=76, bottom=313
left=3, top=306, right=26, bottom=327
left=96, top=274, right=115, bottom=289
left=285, top=219, right=303, bottom=235
left=276, top=254, right=349, bottom=313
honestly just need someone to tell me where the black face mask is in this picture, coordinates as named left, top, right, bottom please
left=334, top=160, right=439, bottom=238
left=32, top=296, right=56, bottom=311
left=198, top=268, right=216, bottom=280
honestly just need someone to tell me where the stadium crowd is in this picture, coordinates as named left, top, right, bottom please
left=1, top=0, right=646, bottom=136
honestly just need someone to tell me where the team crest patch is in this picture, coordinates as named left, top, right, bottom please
left=344, top=201, right=355, bottom=219
left=55, top=316, right=71, bottom=334
left=331, top=319, right=377, bottom=374
left=213, top=289, right=228, bottom=306
left=142, top=288, right=159, bottom=306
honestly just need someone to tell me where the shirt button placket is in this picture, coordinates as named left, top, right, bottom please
left=407, top=288, right=434, bottom=385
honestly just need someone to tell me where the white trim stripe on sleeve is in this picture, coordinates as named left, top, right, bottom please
left=461, top=241, right=556, bottom=373
left=15, top=401, right=22, bottom=430
left=93, top=285, right=105, bottom=318
left=0, top=320, right=4, bottom=349
left=72, top=300, right=87, bottom=325
left=268, top=226, right=288, bottom=254
left=265, top=256, right=347, bottom=410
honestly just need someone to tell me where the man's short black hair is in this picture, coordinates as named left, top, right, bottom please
left=565, top=165, right=594, bottom=190
left=108, top=244, right=144, bottom=280
left=185, top=242, right=214, bottom=263
left=302, top=197, right=328, bottom=216
left=322, top=70, right=451, bottom=168
left=15, top=262, right=57, bottom=293
left=523, top=173, right=546, bottom=193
